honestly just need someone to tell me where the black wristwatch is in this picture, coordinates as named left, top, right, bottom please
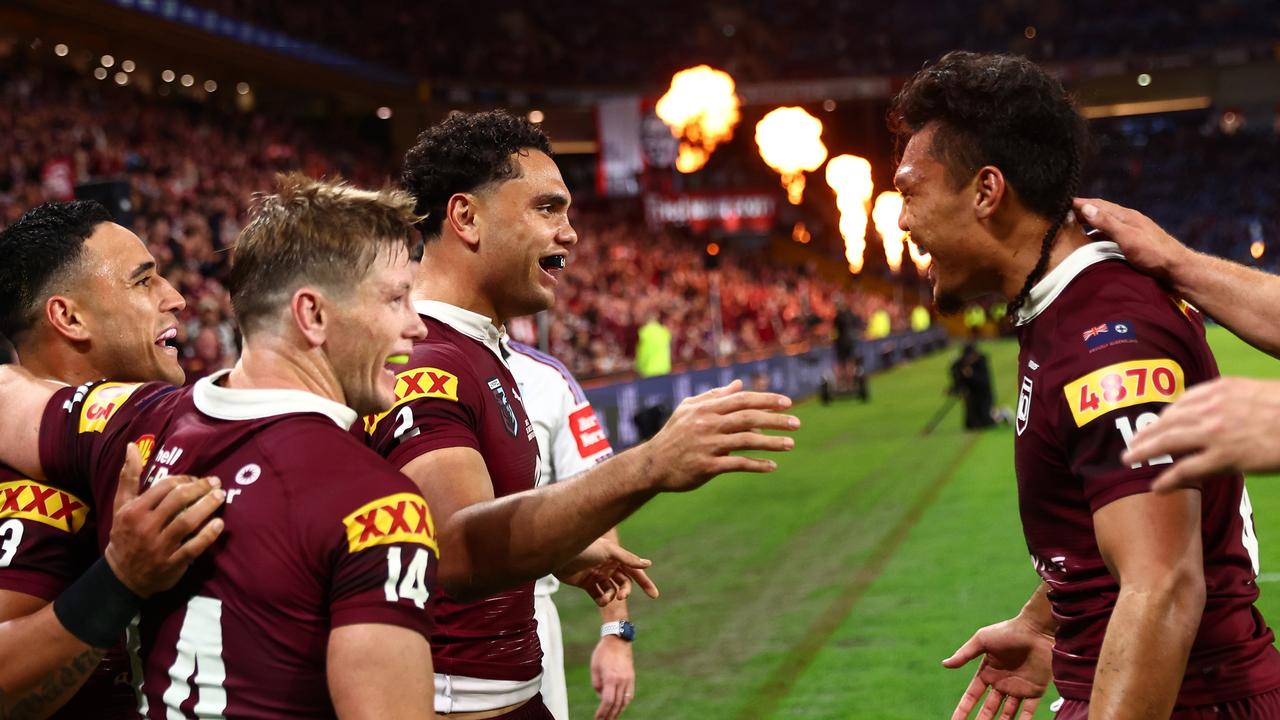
left=601, top=620, right=636, bottom=642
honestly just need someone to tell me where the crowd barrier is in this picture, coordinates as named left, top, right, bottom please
left=584, top=327, right=949, bottom=448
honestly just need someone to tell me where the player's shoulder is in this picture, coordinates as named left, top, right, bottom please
left=505, top=341, right=586, bottom=402
left=260, top=415, right=393, bottom=474
left=58, top=379, right=180, bottom=434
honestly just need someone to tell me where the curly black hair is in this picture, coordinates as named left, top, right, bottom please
left=888, top=51, right=1087, bottom=317
left=0, top=200, right=112, bottom=342
left=401, top=110, right=552, bottom=238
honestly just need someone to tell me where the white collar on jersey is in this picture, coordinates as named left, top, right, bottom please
left=413, top=299, right=507, bottom=360
left=1013, top=240, right=1126, bottom=326
left=193, top=369, right=359, bottom=430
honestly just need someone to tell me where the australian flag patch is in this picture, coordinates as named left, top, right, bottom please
left=1082, top=320, right=1136, bottom=350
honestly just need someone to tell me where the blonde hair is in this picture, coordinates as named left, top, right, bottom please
left=229, top=173, right=422, bottom=334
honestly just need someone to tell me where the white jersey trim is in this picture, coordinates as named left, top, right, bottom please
left=434, top=672, right=542, bottom=714
left=1014, top=239, right=1126, bottom=327
left=414, top=299, right=507, bottom=361
left=192, top=370, right=358, bottom=430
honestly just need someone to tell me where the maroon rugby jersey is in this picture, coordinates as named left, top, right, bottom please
left=0, top=459, right=135, bottom=719
left=1014, top=240, right=1280, bottom=705
left=38, top=373, right=438, bottom=719
left=364, top=300, right=541, bottom=712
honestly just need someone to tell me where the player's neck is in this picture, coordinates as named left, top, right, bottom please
left=14, top=340, right=103, bottom=386
left=412, top=247, right=502, bottom=325
left=1000, top=218, right=1091, bottom=301
left=226, top=341, right=346, bottom=407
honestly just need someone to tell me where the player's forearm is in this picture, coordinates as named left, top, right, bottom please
left=1170, top=251, right=1280, bottom=358
left=443, top=449, right=658, bottom=597
left=1088, top=580, right=1203, bottom=719
left=0, top=605, right=101, bottom=715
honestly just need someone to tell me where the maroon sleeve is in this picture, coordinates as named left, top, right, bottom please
left=0, top=470, right=94, bottom=601
left=1059, top=301, right=1211, bottom=512
left=363, top=348, right=483, bottom=469
left=298, top=443, right=437, bottom=637
left=38, top=380, right=172, bottom=495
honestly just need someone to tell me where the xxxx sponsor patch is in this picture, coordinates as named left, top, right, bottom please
left=341, top=492, right=437, bottom=554
left=1063, top=358, right=1184, bottom=427
left=364, top=367, right=459, bottom=433
left=0, top=480, right=89, bottom=533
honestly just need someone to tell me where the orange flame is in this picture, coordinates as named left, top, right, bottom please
left=655, top=66, right=741, bottom=174
left=1251, top=241, right=1265, bottom=260
left=755, top=107, right=827, bottom=204
left=907, top=239, right=931, bottom=273
left=825, top=155, right=874, bottom=273
left=872, top=191, right=908, bottom=273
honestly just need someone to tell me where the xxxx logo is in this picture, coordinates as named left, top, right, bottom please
left=0, top=481, right=89, bottom=533
left=341, top=492, right=437, bottom=554
left=364, top=367, right=459, bottom=433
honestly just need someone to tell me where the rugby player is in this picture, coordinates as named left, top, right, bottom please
left=0, top=201, right=226, bottom=718
left=884, top=52, right=1280, bottom=718
left=375, top=110, right=798, bottom=718
left=1073, top=198, right=1280, bottom=491
left=502, top=337, right=634, bottom=720
left=0, top=175, right=441, bottom=719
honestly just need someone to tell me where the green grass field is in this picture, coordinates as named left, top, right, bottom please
left=554, top=326, right=1280, bottom=719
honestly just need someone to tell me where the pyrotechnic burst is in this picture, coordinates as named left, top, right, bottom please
left=755, top=107, right=828, bottom=204
left=872, top=191, right=907, bottom=273
left=825, top=154, right=874, bottom=273
left=655, top=65, right=741, bottom=173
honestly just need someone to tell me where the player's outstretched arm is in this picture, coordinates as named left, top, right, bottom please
left=0, top=365, right=60, bottom=479
left=1075, top=197, right=1280, bottom=358
left=401, top=381, right=798, bottom=600
left=328, top=624, right=435, bottom=720
left=1089, top=490, right=1205, bottom=719
left=0, top=446, right=225, bottom=715
left=1121, top=377, right=1280, bottom=492
left=941, top=582, right=1055, bottom=720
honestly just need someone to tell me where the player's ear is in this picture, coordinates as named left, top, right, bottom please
left=446, top=192, right=481, bottom=249
left=45, top=294, right=92, bottom=343
left=290, top=287, right=329, bottom=348
left=974, top=166, right=1005, bottom=220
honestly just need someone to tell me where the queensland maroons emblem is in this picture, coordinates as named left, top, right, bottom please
left=487, top=378, right=519, bottom=436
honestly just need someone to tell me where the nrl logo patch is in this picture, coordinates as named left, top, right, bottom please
left=1016, top=375, right=1034, bottom=436
left=487, top=378, right=519, bottom=437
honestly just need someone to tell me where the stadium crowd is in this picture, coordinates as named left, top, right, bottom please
left=4, top=42, right=1278, bottom=379
left=192, top=0, right=1277, bottom=86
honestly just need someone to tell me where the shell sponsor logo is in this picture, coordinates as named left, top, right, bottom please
left=78, top=382, right=142, bottom=433
left=341, top=492, right=437, bottom=555
left=0, top=480, right=89, bottom=533
left=133, top=434, right=157, bottom=466
left=364, top=367, right=459, bottom=433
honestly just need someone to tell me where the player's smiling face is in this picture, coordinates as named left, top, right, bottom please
left=328, top=244, right=426, bottom=416
left=476, top=149, right=578, bottom=321
left=895, top=123, right=1004, bottom=314
left=75, top=222, right=186, bottom=384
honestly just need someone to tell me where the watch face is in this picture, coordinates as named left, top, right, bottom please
left=620, top=622, right=636, bottom=641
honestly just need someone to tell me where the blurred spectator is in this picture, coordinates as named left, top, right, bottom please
left=635, top=311, right=673, bottom=378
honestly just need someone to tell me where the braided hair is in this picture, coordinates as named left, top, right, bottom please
left=1006, top=152, right=1081, bottom=318
left=887, top=52, right=1088, bottom=318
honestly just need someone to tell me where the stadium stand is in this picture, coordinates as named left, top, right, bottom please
left=191, top=0, right=1278, bottom=85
